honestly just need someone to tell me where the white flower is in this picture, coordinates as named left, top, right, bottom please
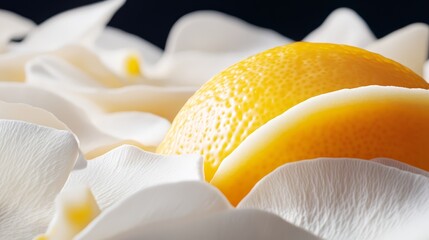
left=0, top=2, right=428, bottom=240
left=0, top=104, right=202, bottom=239
left=74, top=182, right=321, bottom=240
left=239, top=158, right=429, bottom=240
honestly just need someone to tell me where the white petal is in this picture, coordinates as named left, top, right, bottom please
left=25, top=56, right=172, bottom=147
left=26, top=55, right=195, bottom=121
left=150, top=11, right=290, bottom=87
left=378, top=213, right=429, bottom=240
left=0, top=98, right=86, bottom=169
left=165, top=11, right=290, bottom=54
left=366, top=23, right=429, bottom=76
left=0, top=120, right=79, bottom=239
left=0, top=9, right=35, bottom=50
left=93, top=47, right=145, bottom=79
left=66, top=145, right=203, bottom=209
left=425, top=60, right=429, bottom=81
left=95, top=26, right=162, bottom=66
left=0, top=83, right=155, bottom=160
left=90, top=111, right=170, bottom=147
left=304, top=8, right=376, bottom=47
left=0, top=99, right=68, bottom=130
left=20, top=0, right=125, bottom=51
left=52, top=45, right=125, bottom=88
left=84, top=85, right=195, bottom=121
left=27, top=55, right=104, bottom=88
left=371, top=158, right=429, bottom=177
left=37, top=185, right=100, bottom=240
left=145, top=51, right=250, bottom=86
left=239, top=158, right=429, bottom=240
left=0, top=51, right=35, bottom=82
left=76, top=181, right=231, bottom=240
left=99, top=209, right=322, bottom=240
left=0, top=44, right=125, bottom=84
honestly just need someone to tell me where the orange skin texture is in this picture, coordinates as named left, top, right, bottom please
left=211, top=87, right=429, bottom=205
left=158, top=42, right=429, bottom=182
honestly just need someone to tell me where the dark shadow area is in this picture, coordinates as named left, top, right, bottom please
left=1, top=0, right=428, bottom=48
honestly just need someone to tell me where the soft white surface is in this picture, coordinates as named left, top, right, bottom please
left=43, top=185, right=100, bottom=240
left=77, top=182, right=321, bottom=240
left=0, top=83, right=169, bottom=157
left=366, top=23, right=429, bottom=75
left=26, top=54, right=196, bottom=121
left=20, top=0, right=125, bottom=51
left=77, top=182, right=231, bottom=240
left=371, top=158, right=429, bottom=177
left=146, top=11, right=291, bottom=87
left=0, top=9, right=35, bottom=51
left=95, top=27, right=162, bottom=66
left=0, top=120, right=79, bottom=239
left=26, top=55, right=172, bottom=148
left=165, top=10, right=290, bottom=53
left=108, top=209, right=322, bottom=240
left=90, top=111, right=170, bottom=147
left=239, top=158, right=429, bottom=240
left=0, top=99, right=86, bottom=169
left=66, top=145, right=203, bottom=209
left=304, top=8, right=376, bottom=47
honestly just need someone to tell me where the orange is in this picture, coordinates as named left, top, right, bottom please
left=211, top=86, right=429, bottom=205
left=157, top=42, right=429, bottom=181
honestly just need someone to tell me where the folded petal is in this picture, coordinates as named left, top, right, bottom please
left=95, top=27, right=162, bottom=66
left=150, top=10, right=292, bottom=87
left=80, top=85, right=196, bottom=121
left=0, top=51, right=34, bottom=82
left=366, top=23, right=429, bottom=76
left=0, top=98, right=86, bottom=169
left=0, top=99, right=68, bottom=130
left=66, top=145, right=203, bottom=209
left=304, top=8, right=375, bottom=47
left=36, top=185, right=101, bottom=240
left=425, top=60, right=429, bottom=80
left=371, top=158, right=429, bottom=177
left=52, top=45, right=125, bottom=87
left=0, top=9, right=35, bottom=51
left=93, top=48, right=144, bottom=78
left=26, top=55, right=196, bottom=121
left=20, top=0, right=125, bottom=51
left=145, top=51, right=253, bottom=86
left=90, top=111, right=170, bottom=147
left=95, top=209, right=322, bottom=240
left=0, top=84, right=124, bottom=158
left=0, top=44, right=125, bottom=84
left=26, top=59, right=172, bottom=149
left=165, top=10, right=290, bottom=54
left=0, top=120, right=79, bottom=239
left=76, top=182, right=231, bottom=240
left=239, top=158, right=429, bottom=240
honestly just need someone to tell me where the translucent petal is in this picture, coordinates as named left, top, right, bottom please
left=0, top=120, right=79, bottom=239
left=239, top=158, right=429, bottom=240
left=366, top=23, right=429, bottom=76
left=77, top=182, right=231, bottom=240
left=66, top=145, right=203, bottom=209
left=304, top=8, right=376, bottom=47
left=95, top=27, right=162, bottom=66
left=97, top=209, right=321, bottom=240
left=20, top=0, right=125, bottom=51
left=165, top=10, right=290, bottom=53
left=0, top=9, right=35, bottom=51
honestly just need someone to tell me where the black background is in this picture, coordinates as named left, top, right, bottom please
left=1, top=0, right=428, bottom=48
